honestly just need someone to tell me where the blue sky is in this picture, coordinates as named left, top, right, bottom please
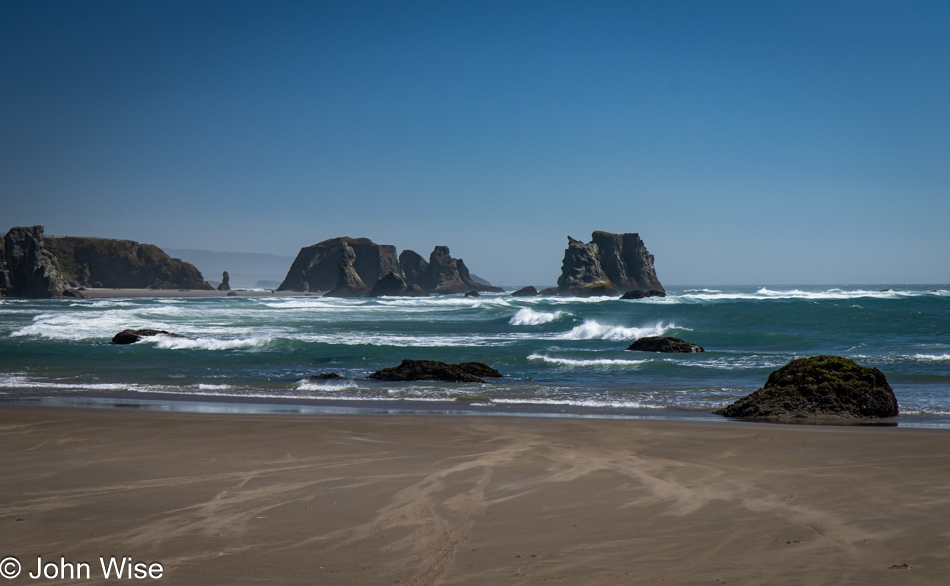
left=2, top=1, right=948, bottom=285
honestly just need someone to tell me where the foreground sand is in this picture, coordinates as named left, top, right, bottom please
left=1, top=408, right=948, bottom=585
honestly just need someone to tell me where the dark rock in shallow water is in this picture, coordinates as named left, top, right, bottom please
left=308, top=372, right=343, bottom=380
left=324, top=242, right=371, bottom=298
left=538, top=286, right=559, bottom=296
left=1, top=225, right=66, bottom=298
left=620, top=289, right=666, bottom=300
left=464, top=290, right=480, bottom=298
left=112, top=329, right=187, bottom=345
left=217, top=271, right=230, bottom=291
left=367, top=271, right=429, bottom=297
left=510, top=286, right=538, bottom=297
left=715, top=356, right=899, bottom=421
left=369, top=359, right=503, bottom=383
left=627, top=336, right=704, bottom=353
left=226, top=291, right=238, bottom=296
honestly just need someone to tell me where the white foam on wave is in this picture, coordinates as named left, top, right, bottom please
left=554, top=320, right=684, bottom=342
left=297, top=379, right=359, bottom=392
left=528, top=354, right=648, bottom=368
left=669, top=287, right=937, bottom=303
left=509, top=308, right=568, bottom=326
left=151, top=336, right=272, bottom=351
left=196, top=383, right=235, bottom=390
left=491, top=397, right=663, bottom=409
left=914, top=353, right=950, bottom=361
left=0, top=373, right=157, bottom=392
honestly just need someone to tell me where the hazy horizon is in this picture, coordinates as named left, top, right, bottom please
left=3, top=1, right=948, bottom=286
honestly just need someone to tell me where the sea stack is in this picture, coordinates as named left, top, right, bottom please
left=217, top=271, right=230, bottom=291
left=277, top=237, right=401, bottom=293
left=0, top=225, right=67, bottom=298
left=556, top=231, right=664, bottom=297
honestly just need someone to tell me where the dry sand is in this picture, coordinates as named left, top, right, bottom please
left=1, top=407, right=948, bottom=585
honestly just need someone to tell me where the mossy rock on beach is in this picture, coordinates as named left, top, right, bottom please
left=715, top=356, right=898, bottom=421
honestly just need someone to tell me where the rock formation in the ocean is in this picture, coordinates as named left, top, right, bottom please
left=620, top=289, right=666, bottom=300
left=715, top=356, right=899, bottom=421
left=112, top=329, right=188, bottom=345
left=368, top=359, right=503, bottom=383
left=308, top=372, right=343, bottom=380
left=556, top=231, right=663, bottom=297
left=627, top=336, right=704, bottom=353
left=324, top=242, right=371, bottom=298
left=44, top=236, right=213, bottom=290
left=278, top=237, right=400, bottom=293
left=510, top=286, right=538, bottom=297
left=0, top=226, right=66, bottom=298
left=399, top=250, right=429, bottom=288
left=217, top=271, right=230, bottom=291
left=556, top=237, right=617, bottom=297
left=366, top=271, right=429, bottom=297
left=406, top=246, right=504, bottom=295
left=464, top=290, right=480, bottom=298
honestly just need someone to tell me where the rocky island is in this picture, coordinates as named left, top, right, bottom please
left=278, top=237, right=502, bottom=296
left=556, top=231, right=665, bottom=297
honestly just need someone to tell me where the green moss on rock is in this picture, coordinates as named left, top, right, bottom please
left=715, top=355, right=898, bottom=421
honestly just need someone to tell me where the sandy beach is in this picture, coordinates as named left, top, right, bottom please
left=1, top=407, right=948, bottom=584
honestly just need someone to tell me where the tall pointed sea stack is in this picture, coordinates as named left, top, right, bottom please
left=0, top=225, right=66, bottom=298
left=556, top=231, right=664, bottom=297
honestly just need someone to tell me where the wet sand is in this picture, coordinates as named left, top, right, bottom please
left=1, top=407, right=948, bottom=585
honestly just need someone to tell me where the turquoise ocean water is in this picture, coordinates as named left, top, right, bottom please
left=1, top=286, right=948, bottom=425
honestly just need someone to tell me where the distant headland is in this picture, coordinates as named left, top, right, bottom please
left=0, top=225, right=664, bottom=300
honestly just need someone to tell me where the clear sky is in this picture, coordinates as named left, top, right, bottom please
left=2, top=1, right=948, bottom=285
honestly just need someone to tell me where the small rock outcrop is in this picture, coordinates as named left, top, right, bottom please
left=307, top=372, right=343, bottom=380
left=44, top=236, right=212, bottom=290
left=1, top=226, right=66, bottom=298
left=627, top=336, right=704, bottom=353
left=324, top=242, right=371, bottom=298
left=621, top=289, right=666, bottom=300
left=464, top=290, right=480, bottom=298
left=369, top=359, right=503, bottom=383
left=511, top=286, right=538, bottom=297
left=715, top=356, right=899, bottom=421
left=366, top=271, right=429, bottom=297
left=538, top=286, right=559, bottom=296
left=556, top=231, right=663, bottom=297
left=278, top=237, right=401, bottom=293
left=217, top=271, right=230, bottom=291
left=112, top=329, right=187, bottom=344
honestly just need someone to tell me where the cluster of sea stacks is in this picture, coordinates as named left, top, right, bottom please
left=271, top=230, right=666, bottom=299
left=276, top=237, right=503, bottom=297
left=0, top=225, right=667, bottom=301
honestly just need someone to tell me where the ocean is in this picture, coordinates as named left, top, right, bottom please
left=2, top=286, right=948, bottom=425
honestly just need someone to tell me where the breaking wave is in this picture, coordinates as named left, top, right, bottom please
left=509, top=308, right=568, bottom=326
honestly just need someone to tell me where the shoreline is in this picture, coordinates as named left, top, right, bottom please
left=2, top=406, right=948, bottom=584
left=7, top=389, right=945, bottom=428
